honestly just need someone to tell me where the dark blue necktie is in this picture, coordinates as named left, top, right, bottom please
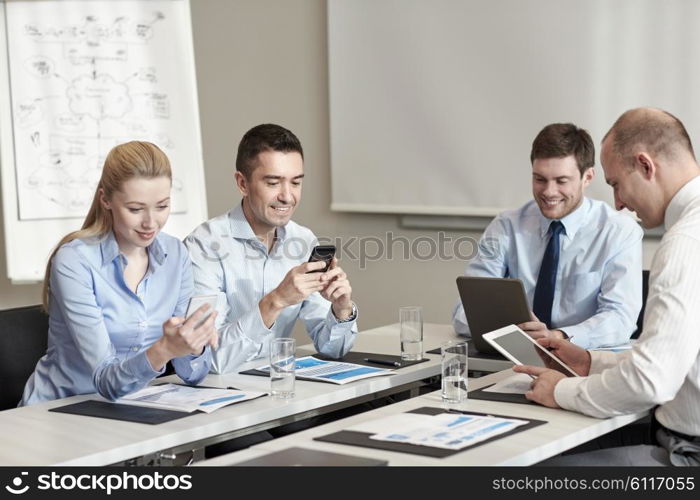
left=533, top=220, right=564, bottom=328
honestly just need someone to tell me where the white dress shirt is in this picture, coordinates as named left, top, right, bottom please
left=555, top=175, right=700, bottom=437
left=184, top=204, right=357, bottom=374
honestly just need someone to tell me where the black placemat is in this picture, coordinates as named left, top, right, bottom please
left=49, top=400, right=192, bottom=425
left=426, top=342, right=507, bottom=361
left=315, top=351, right=429, bottom=368
left=314, top=406, right=546, bottom=457
left=468, top=384, right=533, bottom=405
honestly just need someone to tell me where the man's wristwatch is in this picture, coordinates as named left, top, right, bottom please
left=337, top=303, right=358, bottom=323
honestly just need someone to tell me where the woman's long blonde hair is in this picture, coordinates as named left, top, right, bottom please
left=42, top=141, right=172, bottom=310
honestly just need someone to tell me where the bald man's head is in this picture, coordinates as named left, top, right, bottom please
left=603, top=108, right=695, bottom=166
left=601, top=108, right=700, bottom=228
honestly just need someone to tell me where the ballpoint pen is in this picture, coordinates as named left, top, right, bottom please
left=363, top=358, right=401, bottom=367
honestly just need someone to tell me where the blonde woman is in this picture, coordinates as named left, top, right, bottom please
left=21, top=141, right=218, bottom=405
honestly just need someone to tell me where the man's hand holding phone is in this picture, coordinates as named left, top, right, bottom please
left=270, top=245, right=339, bottom=307
left=259, top=245, right=354, bottom=326
left=259, top=260, right=327, bottom=327
left=268, top=260, right=326, bottom=307
left=319, top=257, right=354, bottom=320
left=306, top=245, right=353, bottom=319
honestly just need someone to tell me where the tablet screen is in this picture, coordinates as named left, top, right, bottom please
left=488, top=328, right=577, bottom=376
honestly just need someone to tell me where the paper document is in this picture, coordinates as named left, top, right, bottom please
left=482, top=373, right=532, bottom=394
left=116, top=384, right=267, bottom=413
left=591, top=343, right=633, bottom=353
left=367, top=412, right=529, bottom=450
left=256, top=356, right=392, bottom=384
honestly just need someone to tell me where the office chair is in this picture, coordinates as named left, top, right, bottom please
left=631, top=270, right=650, bottom=340
left=0, top=305, right=48, bottom=410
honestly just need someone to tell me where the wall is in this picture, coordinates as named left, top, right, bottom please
left=188, top=0, right=472, bottom=334
left=0, top=0, right=658, bottom=337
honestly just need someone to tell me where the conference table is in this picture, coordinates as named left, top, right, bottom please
left=198, top=369, right=648, bottom=466
left=0, top=323, right=501, bottom=466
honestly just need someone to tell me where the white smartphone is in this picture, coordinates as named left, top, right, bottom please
left=185, top=294, right=218, bottom=329
left=482, top=324, right=579, bottom=377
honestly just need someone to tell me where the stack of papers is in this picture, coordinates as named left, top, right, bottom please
left=364, top=412, right=528, bottom=450
left=256, top=356, right=393, bottom=385
left=116, top=384, right=267, bottom=413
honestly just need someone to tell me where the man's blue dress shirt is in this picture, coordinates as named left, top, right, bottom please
left=184, top=203, right=357, bottom=374
left=21, top=232, right=211, bottom=406
left=452, top=198, right=643, bottom=348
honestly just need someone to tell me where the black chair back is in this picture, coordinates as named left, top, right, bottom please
left=0, top=305, right=48, bottom=410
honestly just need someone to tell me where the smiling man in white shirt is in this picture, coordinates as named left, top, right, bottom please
left=516, top=108, right=700, bottom=466
left=185, top=124, right=357, bottom=374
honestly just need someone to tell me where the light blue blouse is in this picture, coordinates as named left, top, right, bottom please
left=20, top=231, right=211, bottom=406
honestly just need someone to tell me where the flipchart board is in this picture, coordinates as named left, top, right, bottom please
left=0, top=0, right=207, bottom=282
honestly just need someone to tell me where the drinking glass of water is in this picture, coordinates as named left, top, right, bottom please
left=399, top=306, right=423, bottom=361
left=269, top=337, right=295, bottom=399
left=441, top=340, right=468, bottom=403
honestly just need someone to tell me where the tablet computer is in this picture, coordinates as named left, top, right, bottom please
left=456, top=276, right=531, bottom=354
left=483, top=324, right=579, bottom=377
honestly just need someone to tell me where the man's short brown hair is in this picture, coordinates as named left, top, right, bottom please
left=236, top=124, right=304, bottom=178
left=530, top=123, right=595, bottom=176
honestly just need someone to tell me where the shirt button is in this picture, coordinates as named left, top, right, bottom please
left=131, top=346, right=139, bottom=352
left=138, top=321, right=148, bottom=329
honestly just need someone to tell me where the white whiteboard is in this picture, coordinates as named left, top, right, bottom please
left=328, top=0, right=700, bottom=216
left=0, top=0, right=207, bottom=282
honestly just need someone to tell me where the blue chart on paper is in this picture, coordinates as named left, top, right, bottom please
left=294, top=357, right=384, bottom=381
left=295, top=358, right=327, bottom=369
left=199, top=395, right=245, bottom=406
left=321, top=367, right=382, bottom=380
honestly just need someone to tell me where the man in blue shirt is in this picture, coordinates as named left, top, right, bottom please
left=453, top=123, right=643, bottom=348
left=185, top=124, right=358, bottom=374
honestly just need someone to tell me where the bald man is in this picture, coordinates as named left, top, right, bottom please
left=515, top=108, right=700, bottom=466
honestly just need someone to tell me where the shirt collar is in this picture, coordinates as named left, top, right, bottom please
left=228, top=202, right=288, bottom=244
left=99, top=231, right=167, bottom=267
left=149, top=234, right=167, bottom=266
left=664, top=175, right=700, bottom=230
left=99, top=232, right=120, bottom=266
left=538, top=197, right=590, bottom=239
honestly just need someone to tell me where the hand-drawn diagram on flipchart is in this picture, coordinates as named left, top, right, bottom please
left=6, top=1, right=194, bottom=220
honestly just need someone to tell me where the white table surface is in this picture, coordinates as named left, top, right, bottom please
left=199, top=370, right=647, bottom=467
left=0, top=323, right=460, bottom=466
left=346, top=322, right=513, bottom=373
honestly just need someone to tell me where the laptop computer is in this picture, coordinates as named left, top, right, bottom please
left=230, top=447, right=388, bottom=466
left=455, top=276, right=531, bottom=354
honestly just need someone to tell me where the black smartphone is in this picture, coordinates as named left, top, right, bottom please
left=307, top=245, right=336, bottom=273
